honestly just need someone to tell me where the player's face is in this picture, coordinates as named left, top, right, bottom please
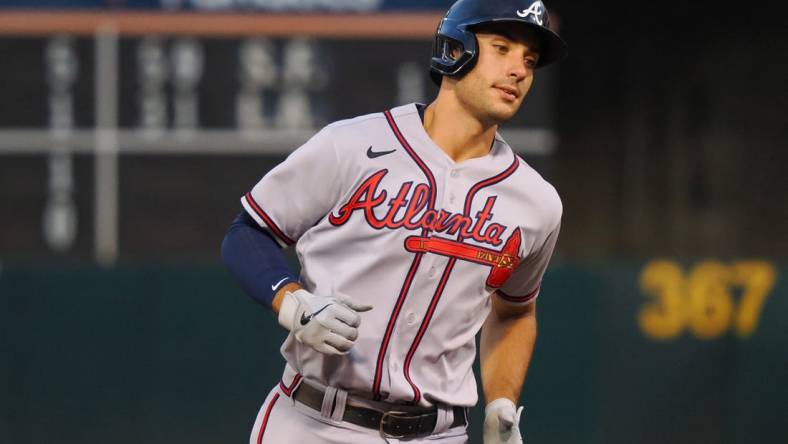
left=453, top=24, right=541, bottom=125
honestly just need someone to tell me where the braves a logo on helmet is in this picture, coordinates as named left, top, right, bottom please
left=516, top=1, right=546, bottom=25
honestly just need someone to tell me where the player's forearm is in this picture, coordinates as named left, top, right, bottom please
left=479, top=299, right=537, bottom=404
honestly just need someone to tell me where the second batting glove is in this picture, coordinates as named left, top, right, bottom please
left=483, top=398, right=524, bottom=444
left=277, top=289, right=373, bottom=355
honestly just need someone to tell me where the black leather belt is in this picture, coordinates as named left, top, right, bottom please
left=292, top=382, right=467, bottom=439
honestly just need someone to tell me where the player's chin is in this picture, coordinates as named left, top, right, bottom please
left=487, top=102, right=520, bottom=123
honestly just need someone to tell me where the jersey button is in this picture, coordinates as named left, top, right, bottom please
left=450, top=169, right=459, bottom=178
left=406, top=312, right=417, bottom=325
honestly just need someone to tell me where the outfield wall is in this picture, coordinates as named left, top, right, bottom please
left=1, top=261, right=785, bottom=443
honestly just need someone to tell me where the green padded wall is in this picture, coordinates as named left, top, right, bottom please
left=1, top=262, right=785, bottom=443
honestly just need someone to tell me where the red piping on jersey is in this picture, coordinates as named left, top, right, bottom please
left=401, top=258, right=455, bottom=403
left=498, top=287, right=539, bottom=303
left=278, top=373, right=302, bottom=397
left=372, top=110, right=437, bottom=401
left=383, top=110, right=436, bottom=217
left=244, top=192, right=296, bottom=246
left=401, top=154, right=520, bottom=403
left=463, top=157, right=519, bottom=215
left=256, top=392, right=280, bottom=444
left=372, top=251, right=424, bottom=400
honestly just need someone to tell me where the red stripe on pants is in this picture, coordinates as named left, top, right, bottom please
left=256, top=392, right=280, bottom=444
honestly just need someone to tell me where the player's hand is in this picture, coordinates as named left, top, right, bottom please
left=483, top=398, right=524, bottom=444
left=278, top=289, right=373, bottom=355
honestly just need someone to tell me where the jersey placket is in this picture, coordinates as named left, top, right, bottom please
left=378, top=166, right=451, bottom=403
left=399, top=156, right=521, bottom=404
left=397, top=164, right=468, bottom=403
left=372, top=110, right=441, bottom=402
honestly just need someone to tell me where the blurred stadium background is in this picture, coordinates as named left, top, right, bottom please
left=0, top=1, right=785, bottom=443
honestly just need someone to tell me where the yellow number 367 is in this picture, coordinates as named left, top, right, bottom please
left=638, top=260, right=777, bottom=340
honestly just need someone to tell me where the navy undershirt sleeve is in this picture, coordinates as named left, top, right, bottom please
left=221, top=211, right=299, bottom=308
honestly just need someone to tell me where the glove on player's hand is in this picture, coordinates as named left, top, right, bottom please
left=483, top=398, right=524, bottom=444
left=278, top=289, right=373, bottom=355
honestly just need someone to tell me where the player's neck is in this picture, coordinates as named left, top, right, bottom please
left=423, top=96, right=498, bottom=163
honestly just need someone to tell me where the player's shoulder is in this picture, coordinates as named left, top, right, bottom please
left=520, top=156, right=562, bottom=228
left=313, top=104, right=417, bottom=156
left=324, top=111, right=386, bottom=131
left=322, top=105, right=411, bottom=133
left=321, top=103, right=416, bottom=134
left=498, top=140, right=562, bottom=229
left=310, top=109, right=390, bottom=150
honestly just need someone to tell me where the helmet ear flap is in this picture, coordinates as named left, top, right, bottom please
left=429, top=24, right=478, bottom=85
left=430, top=36, right=466, bottom=85
left=434, top=35, right=465, bottom=64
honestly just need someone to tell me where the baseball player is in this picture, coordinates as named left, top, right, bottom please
left=221, top=0, right=567, bottom=442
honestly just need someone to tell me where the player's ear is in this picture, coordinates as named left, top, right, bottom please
left=448, top=42, right=464, bottom=61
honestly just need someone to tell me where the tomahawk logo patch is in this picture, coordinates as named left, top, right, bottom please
left=516, top=1, right=545, bottom=25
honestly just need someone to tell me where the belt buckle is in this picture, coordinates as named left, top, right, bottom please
left=379, top=410, right=410, bottom=439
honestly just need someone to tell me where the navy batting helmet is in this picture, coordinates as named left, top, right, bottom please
left=430, top=0, right=568, bottom=85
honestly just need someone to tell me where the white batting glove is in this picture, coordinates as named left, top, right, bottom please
left=483, top=398, right=524, bottom=444
left=277, top=289, right=373, bottom=355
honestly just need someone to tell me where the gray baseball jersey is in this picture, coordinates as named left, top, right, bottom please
left=242, top=103, right=561, bottom=408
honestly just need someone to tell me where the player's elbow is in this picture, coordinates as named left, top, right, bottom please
left=220, top=228, right=232, bottom=268
left=220, top=212, right=247, bottom=269
left=220, top=224, right=239, bottom=272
